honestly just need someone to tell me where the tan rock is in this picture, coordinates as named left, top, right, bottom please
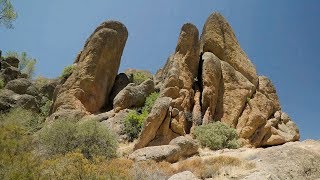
left=215, top=61, right=255, bottom=128
left=200, top=12, right=258, bottom=86
left=51, top=21, right=128, bottom=117
left=134, top=97, right=172, bottom=150
left=258, top=76, right=281, bottom=111
left=201, top=52, right=221, bottom=124
left=236, top=92, right=274, bottom=139
left=113, top=79, right=155, bottom=112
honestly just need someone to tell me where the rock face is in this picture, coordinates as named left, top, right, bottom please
left=136, top=12, right=299, bottom=149
left=50, top=21, right=128, bottom=119
left=130, top=136, right=199, bottom=163
left=113, top=79, right=155, bottom=112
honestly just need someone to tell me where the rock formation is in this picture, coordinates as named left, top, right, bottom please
left=136, top=12, right=299, bottom=149
left=50, top=21, right=128, bottom=119
left=113, top=79, right=155, bottom=112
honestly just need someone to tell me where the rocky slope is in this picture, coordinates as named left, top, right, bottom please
left=195, top=140, right=320, bottom=180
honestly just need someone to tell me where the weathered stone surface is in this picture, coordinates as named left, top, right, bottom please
left=260, top=112, right=300, bottom=146
left=51, top=21, right=128, bottom=118
left=168, top=171, right=199, bottom=180
left=130, top=136, right=199, bottom=163
left=258, top=76, right=281, bottom=111
left=107, top=73, right=130, bottom=108
left=4, top=57, right=19, bottom=68
left=201, top=52, right=221, bottom=124
left=236, top=92, right=274, bottom=140
left=200, top=12, right=258, bottom=86
left=5, top=78, right=32, bottom=95
left=113, top=79, right=155, bottom=112
left=215, top=61, right=255, bottom=128
left=129, top=145, right=180, bottom=162
left=39, top=79, right=59, bottom=100
left=1, top=66, right=21, bottom=83
left=0, top=89, right=39, bottom=112
left=169, top=135, right=199, bottom=158
left=134, top=97, right=172, bottom=150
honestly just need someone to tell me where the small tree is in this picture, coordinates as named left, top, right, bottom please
left=0, top=0, right=17, bottom=29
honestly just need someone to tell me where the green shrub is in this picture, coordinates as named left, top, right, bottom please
left=37, top=119, right=77, bottom=156
left=0, top=108, right=41, bottom=179
left=132, top=71, right=150, bottom=85
left=0, top=77, right=4, bottom=89
left=0, top=108, right=44, bottom=133
left=34, top=76, right=50, bottom=89
left=40, top=99, right=52, bottom=117
left=37, top=119, right=118, bottom=158
left=61, top=65, right=74, bottom=79
left=124, top=111, right=148, bottom=141
left=194, top=122, right=240, bottom=150
left=76, top=120, right=118, bottom=159
left=142, top=92, right=159, bottom=113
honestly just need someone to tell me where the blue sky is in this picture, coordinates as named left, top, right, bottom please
left=1, top=0, right=319, bottom=140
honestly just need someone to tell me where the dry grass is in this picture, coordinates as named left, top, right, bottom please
left=176, top=155, right=255, bottom=179
left=133, top=160, right=176, bottom=180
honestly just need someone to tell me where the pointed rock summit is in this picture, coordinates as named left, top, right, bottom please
left=136, top=12, right=299, bottom=149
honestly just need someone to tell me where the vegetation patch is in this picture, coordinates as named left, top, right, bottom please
left=37, top=119, right=118, bottom=158
left=124, top=92, right=159, bottom=141
left=61, top=64, right=75, bottom=79
left=194, top=122, right=240, bottom=150
left=132, top=71, right=150, bottom=85
left=0, top=76, right=4, bottom=89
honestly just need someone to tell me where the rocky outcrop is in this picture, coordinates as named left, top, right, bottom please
left=50, top=21, right=128, bottom=119
left=201, top=52, right=221, bottom=124
left=134, top=97, right=174, bottom=150
left=113, top=79, right=155, bottom=112
left=130, top=136, right=199, bottom=163
left=0, top=89, right=39, bottom=112
left=200, top=13, right=258, bottom=86
left=136, top=12, right=299, bottom=149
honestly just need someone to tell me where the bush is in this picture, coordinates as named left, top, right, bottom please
left=37, top=119, right=77, bottom=156
left=0, top=77, right=4, bottom=89
left=40, top=99, right=52, bottom=117
left=0, top=108, right=41, bottom=179
left=142, top=92, right=159, bottom=113
left=124, top=111, right=148, bottom=141
left=132, top=71, right=150, bottom=85
left=61, top=65, right=74, bottom=79
left=0, top=108, right=44, bottom=133
left=76, top=120, right=118, bottom=159
left=37, top=119, right=118, bottom=158
left=194, top=122, right=240, bottom=150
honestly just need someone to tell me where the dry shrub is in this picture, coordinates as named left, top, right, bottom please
left=176, top=156, right=255, bottom=179
left=97, top=158, right=134, bottom=180
left=133, top=160, right=175, bottom=180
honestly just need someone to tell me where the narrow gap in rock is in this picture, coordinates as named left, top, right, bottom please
left=197, top=52, right=204, bottom=113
